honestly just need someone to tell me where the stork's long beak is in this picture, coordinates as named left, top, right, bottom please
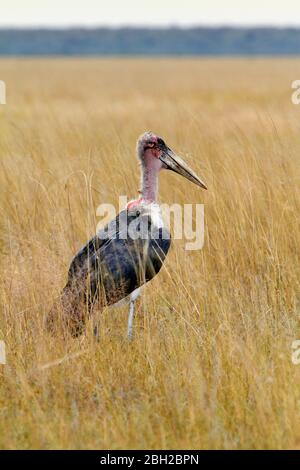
left=159, top=146, right=207, bottom=190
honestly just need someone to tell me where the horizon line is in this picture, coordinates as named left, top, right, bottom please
left=1, top=23, right=300, bottom=30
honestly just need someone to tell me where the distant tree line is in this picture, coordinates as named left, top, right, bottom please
left=0, top=27, right=300, bottom=56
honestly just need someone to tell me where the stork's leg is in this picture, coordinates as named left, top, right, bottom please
left=127, top=299, right=135, bottom=341
left=127, top=288, right=141, bottom=341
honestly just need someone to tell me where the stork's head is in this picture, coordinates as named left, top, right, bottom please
left=136, top=131, right=207, bottom=190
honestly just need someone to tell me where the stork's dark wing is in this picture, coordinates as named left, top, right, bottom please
left=45, top=208, right=171, bottom=336
left=66, top=208, right=171, bottom=307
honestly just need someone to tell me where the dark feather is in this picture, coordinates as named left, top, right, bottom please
left=46, top=207, right=171, bottom=336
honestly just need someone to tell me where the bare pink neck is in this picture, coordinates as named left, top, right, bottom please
left=126, top=154, right=162, bottom=209
left=141, top=167, right=158, bottom=203
left=140, top=154, right=161, bottom=203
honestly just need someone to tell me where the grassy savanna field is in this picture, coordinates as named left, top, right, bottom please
left=0, top=58, right=299, bottom=449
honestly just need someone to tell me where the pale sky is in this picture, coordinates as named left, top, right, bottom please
left=1, top=0, right=300, bottom=27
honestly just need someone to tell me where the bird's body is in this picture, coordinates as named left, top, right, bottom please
left=69, top=204, right=170, bottom=302
left=46, top=132, right=206, bottom=338
left=47, top=203, right=171, bottom=336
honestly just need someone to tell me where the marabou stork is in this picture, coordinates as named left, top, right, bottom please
left=46, top=132, right=207, bottom=339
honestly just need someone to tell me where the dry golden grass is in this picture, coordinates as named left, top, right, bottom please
left=0, top=58, right=299, bottom=449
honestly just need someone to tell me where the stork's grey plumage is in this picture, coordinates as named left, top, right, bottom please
left=69, top=206, right=170, bottom=335
left=46, top=131, right=206, bottom=338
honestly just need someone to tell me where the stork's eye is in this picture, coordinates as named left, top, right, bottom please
left=145, top=142, right=155, bottom=149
